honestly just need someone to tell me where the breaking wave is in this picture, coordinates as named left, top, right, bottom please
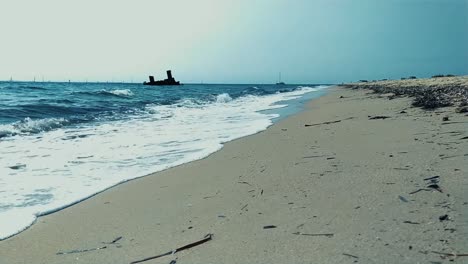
left=0, top=117, right=69, bottom=138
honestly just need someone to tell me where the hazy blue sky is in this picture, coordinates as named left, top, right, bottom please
left=1, top=0, right=467, bottom=83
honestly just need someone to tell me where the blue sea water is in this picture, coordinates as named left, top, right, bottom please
left=0, top=81, right=328, bottom=239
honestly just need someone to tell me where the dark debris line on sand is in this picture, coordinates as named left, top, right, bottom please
left=56, top=236, right=123, bottom=255
left=341, top=78, right=468, bottom=111
left=130, top=234, right=213, bottom=264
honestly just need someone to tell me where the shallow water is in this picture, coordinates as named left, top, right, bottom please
left=0, top=82, right=328, bottom=239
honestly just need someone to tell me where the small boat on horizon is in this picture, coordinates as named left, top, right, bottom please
left=276, top=72, right=285, bottom=85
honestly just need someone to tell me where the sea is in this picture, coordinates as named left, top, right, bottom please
left=0, top=81, right=328, bottom=240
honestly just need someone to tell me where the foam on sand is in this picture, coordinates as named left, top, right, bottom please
left=0, top=86, right=327, bottom=240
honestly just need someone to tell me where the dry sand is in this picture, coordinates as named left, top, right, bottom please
left=0, top=86, right=467, bottom=264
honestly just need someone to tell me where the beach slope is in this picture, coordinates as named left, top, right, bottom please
left=0, top=82, right=467, bottom=263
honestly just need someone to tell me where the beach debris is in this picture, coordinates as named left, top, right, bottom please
left=303, top=155, right=326, bottom=159
left=263, top=225, right=277, bottom=229
left=413, top=91, right=453, bottom=109
left=409, top=188, right=431, bottom=194
left=431, top=251, right=468, bottom=259
left=423, top=176, right=440, bottom=182
left=456, top=106, right=468, bottom=113
left=400, top=110, right=407, bottom=114
left=130, top=234, right=213, bottom=264
left=410, top=177, right=443, bottom=194
left=441, top=121, right=468, bottom=125
left=292, top=232, right=334, bottom=237
left=442, top=116, right=450, bottom=121
left=439, top=214, right=449, bottom=221
left=304, top=117, right=354, bottom=127
left=203, top=190, right=220, bottom=199
left=57, top=245, right=108, bottom=255
left=427, top=184, right=442, bottom=192
left=343, top=78, right=468, bottom=111
left=241, top=204, right=248, bottom=211
left=238, top=181, right=253, bottom=186
left=56, top=236, right=123, bottom=255
left=368, top=115, right=391, bottom=120
left=403, top=220, right=420, bottom=225
left=76, top=155, right=94, bottom=159
left=342, top=253, right=359, bottom=259
left=106, top=236, right=123, bottom=244
left=398, top=195, right=409, bottom=203
left=305, top=120, right=341, bottom=127
left=9, top=164, right=26, bottom=170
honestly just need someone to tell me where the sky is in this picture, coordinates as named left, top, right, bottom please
left=0, top=0, right=467, bottom=84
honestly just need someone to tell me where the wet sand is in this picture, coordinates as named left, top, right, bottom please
left=1, top=85, right=467, bottom=264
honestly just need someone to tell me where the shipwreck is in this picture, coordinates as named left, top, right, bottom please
left=144, top=70, right=181, bottom=86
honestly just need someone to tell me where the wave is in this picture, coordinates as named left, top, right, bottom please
left=11, top=85, right=48, bottom=91
left=0, top=84, right=329, bottom=239
left=215, top=93, right=233, bottom=103
left=240, top=86, right=271, bottom=96
left=105, top=89, right=134, bottom=97
left=72, top=89, right=134, bottom=98
left=0, top=117, right=69, bottom=138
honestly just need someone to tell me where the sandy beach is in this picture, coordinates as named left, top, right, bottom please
left=1, top=83, right=467, bottom=263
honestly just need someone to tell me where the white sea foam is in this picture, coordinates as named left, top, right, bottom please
left=106, top=89, right=134, bottom=96
left=0, top=85, right=327, bottom=240
left=0, top=117, right=69, bottom=138
left=215, top=93, right=232, bottom=103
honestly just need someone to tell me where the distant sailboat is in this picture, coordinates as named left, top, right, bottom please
left=276, top=72, right=285, bottom=85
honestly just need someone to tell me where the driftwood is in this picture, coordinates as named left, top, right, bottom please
left=368, top=115, right=391, bottom=120
left=292, top=232, right=334, bottom=237
left=304, top=117, right=354, bottom=127
left=409, top=188, right=431, bottom=194
left=403, top=221, right=420, bottom=225
left=423, top=176, right=440, bottom=181
left=427, top=184, right=443, bottom=192
left=305, top=120, right=341, bottom=127
left=343, top=253, right=359, bottom=259
left=238, top=181, right=253, bottom=186
left=130, top=234, right=213, bottom=264
left=57, top=236, right=122, bottom=255
left=431, top=251, right=468, bottom=258
left=57, top=245, right=108, bottom=255
left=303, top=155, right=326, bottom=159
left=107, top=236, right=122, bottom=244
left=441, top=121, right=468, bottom=125
left=398, top=195, right=409, bottom=203
left=263, top=225, right=277, bottom=229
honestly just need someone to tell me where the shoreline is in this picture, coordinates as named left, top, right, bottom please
left=0, top=85, right=328, bottom=241
left=1, top=85, right=466, bottom=263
